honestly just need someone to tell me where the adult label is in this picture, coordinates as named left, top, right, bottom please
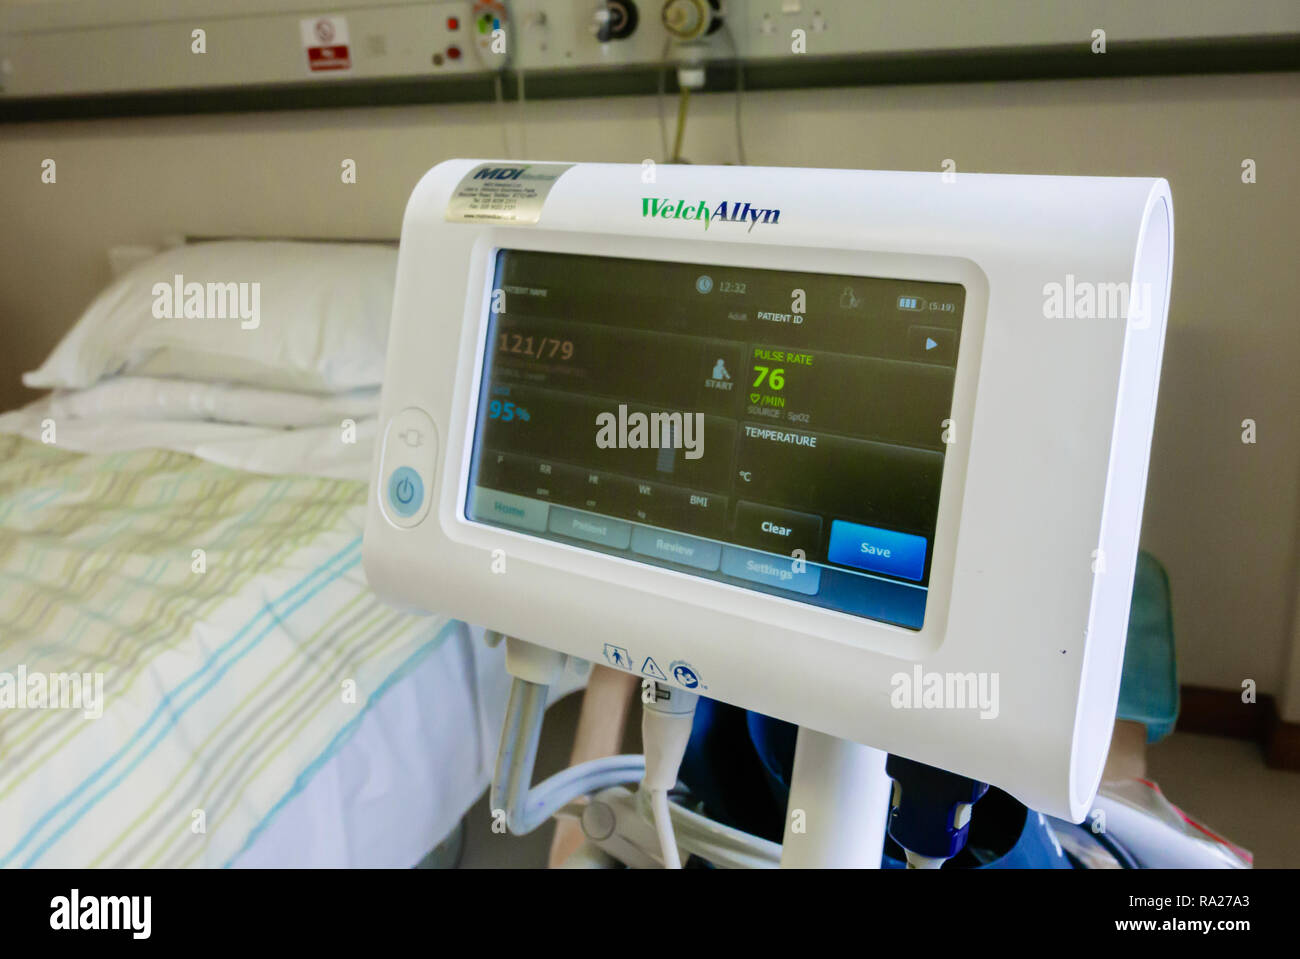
left=446, top=163, right=574, bottom=225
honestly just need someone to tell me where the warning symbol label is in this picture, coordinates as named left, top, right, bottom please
left=301, top=16, right=351, bottom=72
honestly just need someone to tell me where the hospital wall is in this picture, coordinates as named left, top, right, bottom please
left=0, top=71, right=1298, bottom=721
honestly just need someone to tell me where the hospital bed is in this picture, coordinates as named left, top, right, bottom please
left=0, top=239, right=583, bottom=867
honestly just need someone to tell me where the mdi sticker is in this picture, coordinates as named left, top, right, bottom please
left=446, top=163, right=574, bottom=225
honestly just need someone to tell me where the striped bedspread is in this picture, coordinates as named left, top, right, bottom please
left=0, top=435, right=453, bottom=867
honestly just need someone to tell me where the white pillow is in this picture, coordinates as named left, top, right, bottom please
left=41, top=375, right=380, bottom=428
left=24, top=240, right=397, bottom=394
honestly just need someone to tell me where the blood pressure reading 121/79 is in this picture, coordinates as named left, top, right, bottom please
left=465, top=249, right=965, bottom=630
left=496, top=333, right=574, bottom=361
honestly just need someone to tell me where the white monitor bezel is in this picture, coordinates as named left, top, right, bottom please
left=436, top=227, right=990, bottom=661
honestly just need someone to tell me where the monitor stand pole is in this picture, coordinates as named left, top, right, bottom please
left=780, top=728, right=891, bottom=868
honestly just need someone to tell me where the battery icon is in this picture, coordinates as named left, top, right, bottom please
left=897, top=295, right=925, bottom=311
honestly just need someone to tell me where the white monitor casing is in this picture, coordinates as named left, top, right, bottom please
left=364, top=160, right=1172, bottom=822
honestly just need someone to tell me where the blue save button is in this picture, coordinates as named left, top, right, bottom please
left=827, top=520, right=927, bottom=582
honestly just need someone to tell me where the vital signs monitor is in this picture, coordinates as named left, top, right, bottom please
left=364, top=160, right=1172, bottom=822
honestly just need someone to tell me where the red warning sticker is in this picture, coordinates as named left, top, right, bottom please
left=300, top=16, right=351, bottom=72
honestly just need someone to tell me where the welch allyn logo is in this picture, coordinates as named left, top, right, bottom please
left=641, top=197, right=781, bottom=232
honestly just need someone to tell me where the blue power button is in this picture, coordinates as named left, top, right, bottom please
left=387, top=466, right=424, bottom=518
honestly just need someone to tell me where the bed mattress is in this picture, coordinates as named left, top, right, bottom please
left=0, top=432, right=522, bottom=867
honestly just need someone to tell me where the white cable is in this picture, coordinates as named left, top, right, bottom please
left=634, top=786, right=781, bottom=868
left=493, top=71, right=512, bottom=158
left=656, top=37, right=672, bottom=161
left=678, top=834, right=776, bottom=870
left=905, top=851, right=947, bottom=869
left=517, top=756, right=646, bottom=833
left=650, top=789, right=681, bottom=869
left=491, top=672, right=780, bottom=867
left=515, top=65, right=528, bottom=158
left=640, top=684, right=698, bottom=868
left=491, top=678, right=546, bottom=829
left=636, top=782, right=766, bottom=851
left=492, top=676, right=645, bottom=835
left=637, top=684, right=785, bottom=868
left=719, top=22, right=747, bottom=165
